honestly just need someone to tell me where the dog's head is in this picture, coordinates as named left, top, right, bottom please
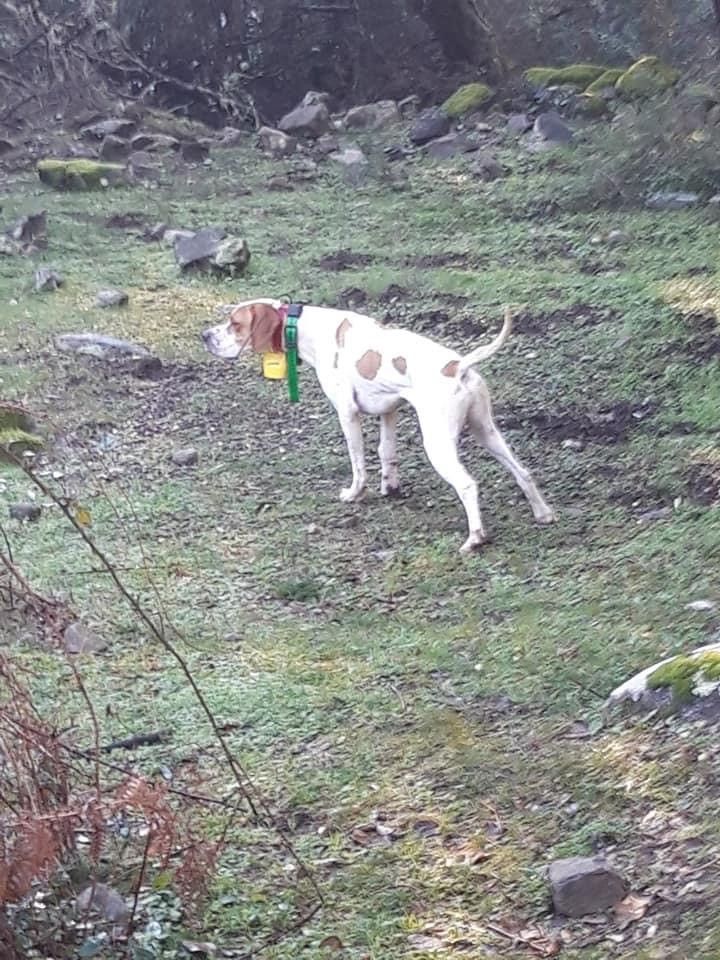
left=202, top=300, right=284, bottom=359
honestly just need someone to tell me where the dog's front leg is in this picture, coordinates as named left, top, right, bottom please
left=338, top=409, right=367, bottom=502
left=379, top=410, right=401, bottom=496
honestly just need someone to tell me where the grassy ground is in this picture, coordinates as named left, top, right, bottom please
left=1, top=131, right=720, bottom=959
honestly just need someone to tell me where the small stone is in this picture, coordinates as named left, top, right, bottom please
left=76, top=883, right=128, bottom=922
left=127, top=150, right=161, bottom=180
left=95, top=289, right=128, bottom=308
left=80, top=118, right=136, bottom=141
left=64, top=622, right=108, bottom=655
left=172, top=447, right=199, bottom=467
left=685, top=600, right=716, bottom=612
left=329, top=147, right=368, bottom=167
left=257, top=125, right=297, bottom=158
left=10, top=211, right=47, bottom=244
left=548, top=856, right=627, bottom=917
left=562, top=438, right=584, bottom=451
left=9, top=502, right=41, bottom=522
left=315, top=133, right=340, bottom=156
left=343, top=100, right=400, bottom=131
left=398, top=94, right=421, bottom=118
left=646, top=191, right=700, bottom=210
left=174, top=227, right=226, bottom=270
left=54, top=333, right=151, bottom=359
left=637, top=506, right=671, bottom=523
left=34, top=267, right=63, bottom=292
left=218, top=126, right=244, bottom=147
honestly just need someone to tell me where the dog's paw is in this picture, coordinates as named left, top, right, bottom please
left=340, top=485, right=366, bottom=503
left=459, top=532, right=488, bottom=555
left=534, top=507, right=557, bottom=525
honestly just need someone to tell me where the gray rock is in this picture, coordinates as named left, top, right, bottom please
left=329, top=147, right=368, bottom=167
left=76, top=883, right=128, bottom=922
left=548, top=857, right=627, bottom=917
left=534, top=111, right=574, bottom=143
left=64, top=622, right=108, bottom=655
left=174, top=227, right=226, bottom=269
left=0, top=236, right=19, bottom=256
left=9, top=502, right=42, bottom=522
left=344, top=100, right=400, bottom=131
left=217, top=126, right=244, bottom=147
left=34, top=267, right=63, bottom=292
left=0, top=137, right=15, bottom=155
left=562, top=438, right=584, bottom=451
left=315, top=133, right=341, bottom=156
left=470, top=152, right=505, bottom=181
left=302, top=90, right=333, bottom=109
left=646, top=191, right=700, bottom=210
left=98, top=135, right=129, bottom=162
left=409, top=108, right=451, bottom=145
left=173, top=228, right=250, bottom=274
left=507, top=113, right=532, bottom=135
left=163, top=228, right=195, bottom=246
left=278, top=102, right=332, bottom=138
left=180, top=139, right=210, bottom=163
left=172, top=447, right=199, bottom=467
left=80, top=118, right=136, bottom=141
left=130, top=133, right=180, bottom=153
left=95, top=289, right=129, bottom=308
left=398, top=94, right=421, bottom=119
left=212, top=236, right=251, bottom=273
left=126, top=150, right=161, bottom=180
left=9, top=211, right=47, bottom=244
left=257, top=126, right=297, bottom=158
left=54, top=333, right=150, bottom=359
left=425, top=133, right=478, bottom=159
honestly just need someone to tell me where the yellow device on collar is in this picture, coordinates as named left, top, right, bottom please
left=262, top=352, right=287, bottom=379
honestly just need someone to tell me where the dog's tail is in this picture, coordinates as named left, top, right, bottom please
left=457, top=306, right=513, bottom=379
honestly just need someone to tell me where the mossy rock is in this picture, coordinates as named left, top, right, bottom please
left=615, top=56, right=680, bottom=99
left=647, top=651, right=720, bottom=704
left=574, top=93, right=610, bottom=117
left=524, top=64, right=607, bottom=90
left=0, top=403, right=43, bottom=465
left=442, top=82, right=493, bottom=118
left=37, top=158, right=126, bottom=191
left=585, top=68, right=625, bottom=95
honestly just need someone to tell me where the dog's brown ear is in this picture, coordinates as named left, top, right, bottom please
left=250, top=304, right=283, bottom=353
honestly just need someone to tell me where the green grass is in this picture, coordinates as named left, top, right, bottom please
left=1, top=134, right=719, bottom=959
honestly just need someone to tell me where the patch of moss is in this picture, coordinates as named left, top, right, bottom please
left=615, top=56, right=680, bottom=99
left=585, top=68, right=625, bottom=95
left=442, top=82, right=493, bottom=118
left=648, top=651, right=720, bottom=703
left=37, top=158, right=125, bottom=191
left=574, top=93, right=610, bottom=117
left=524, top=64, right=607, bottom=89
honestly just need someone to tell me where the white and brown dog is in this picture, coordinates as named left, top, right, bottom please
left=202, top=299, right=555, bottom=553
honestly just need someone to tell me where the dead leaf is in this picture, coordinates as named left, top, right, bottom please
left=614, top=892, right=651, bottom=928
left=319, top=935, right=344, bottom=951
left=73, top=504, right=92, bottom=527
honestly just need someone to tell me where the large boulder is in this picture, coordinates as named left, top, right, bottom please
left=37, top=159, right=125, bottom=190
left=278, top=102, right=332, bottom=138
left=409, top=108, right=451, bottom=145
left=615, top=56, right=680, bottom=98
left=174, top=228, right=250, bottom=275
left=442, top=82, right=493, bottom=117
left=344, top=100, right=400, bottom=130
left=257, top=126, right=297, bottom=157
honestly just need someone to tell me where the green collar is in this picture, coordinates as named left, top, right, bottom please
left=284, top=303, right=302, bottom=403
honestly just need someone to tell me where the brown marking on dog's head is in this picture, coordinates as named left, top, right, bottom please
left=229, top=302, right=283, bottom=354
left=356, top=349, right=382, bottom=380
left=392, top=356, right=407, bottom=375
left=442, top=359, right=459, bottom=378
left=336, top=318, right=352, bottom=347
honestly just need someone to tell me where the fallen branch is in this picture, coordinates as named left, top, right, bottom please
left=100, top=729, right=170, bottom=753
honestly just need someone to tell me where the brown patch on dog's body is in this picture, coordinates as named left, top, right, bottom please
left=442, top=359, right=459, bottom=378
left=356, top=349, right=382, bottom=380
left=336, top=318, right=352, bottom=347
left=392, top=356, right=407, bottom=375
